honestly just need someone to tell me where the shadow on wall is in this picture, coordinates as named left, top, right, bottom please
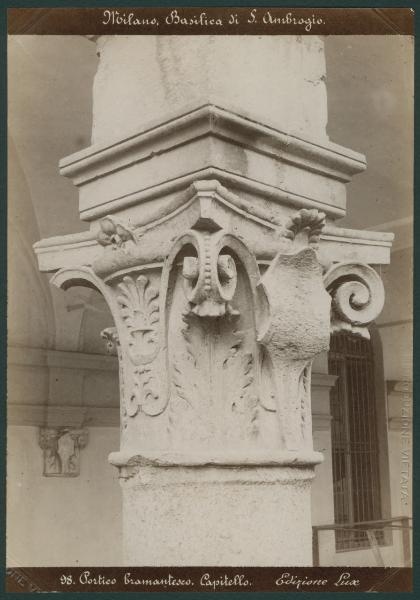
left=8, top=136, right=55, bottom=349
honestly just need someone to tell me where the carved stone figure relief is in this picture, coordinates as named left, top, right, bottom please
left=39, top=427, right=88, bottom=477
left=100, top=326, right=119, bottom=355
left=97, top=215, right=136, bottom=249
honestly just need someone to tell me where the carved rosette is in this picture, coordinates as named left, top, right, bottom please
left=39, top=427, right=88, bottom=477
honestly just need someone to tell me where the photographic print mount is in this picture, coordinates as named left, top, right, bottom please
left=5, top=4, right=414, bottom=594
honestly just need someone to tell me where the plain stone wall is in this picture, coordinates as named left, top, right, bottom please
left=7, top=426, right=122, bottom=567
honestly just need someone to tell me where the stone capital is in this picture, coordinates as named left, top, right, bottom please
left=47, top=199, right=388, bottom=474
left=38, top=427, right=88, bottom=477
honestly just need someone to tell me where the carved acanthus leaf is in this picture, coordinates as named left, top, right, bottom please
left=224, top=351, right=254, bottom=414
left=324, top=262, right=385, bottom=338
left=171, top=311, right=214, bottom=410
left=112, top=273, right=166, bottom=417
left=116, top=274, right=160, bottom=364
left=299, top=363, right=312, bottom=444
left=170, top=309, right=256, bottom=438
left=130, top=364, right=166, bottom=417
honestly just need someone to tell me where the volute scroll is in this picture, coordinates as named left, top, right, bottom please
left=324, top=261, right=385, bottom=338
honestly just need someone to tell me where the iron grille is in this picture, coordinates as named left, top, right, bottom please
left=328, top=332, right=383, bottom=551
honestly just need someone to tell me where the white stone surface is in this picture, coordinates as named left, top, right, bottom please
left=33, top=182, right=393, bottom=273
left=7, top=426, right=122, bottom=567
left=92, top=36, right=328, bottom=145
left=122, top=466, right=314, bottom=566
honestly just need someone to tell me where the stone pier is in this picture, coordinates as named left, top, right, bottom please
left=34, top=36, right=392, bottom=565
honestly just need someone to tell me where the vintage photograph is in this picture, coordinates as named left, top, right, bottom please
left=7, top=8, right=413, bottom=582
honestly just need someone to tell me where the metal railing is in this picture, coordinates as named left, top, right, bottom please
left=312, top=516, right=412, bottom=566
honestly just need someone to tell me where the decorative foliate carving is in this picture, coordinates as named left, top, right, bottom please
left=93, top=216, right=141, bottom=278
left=323, top=261, right=385, bottom=338
left=255, top=209, right=331, bottom=454
left=161, top=229, right=261, bottom=447
left=181, top=231, right=238, bottom=317
left=113, top=274, right=167, bottom=417
left=170, top=310, right=257, bottom=444
left=49, top=199, right=388, bottom=467
left=39, top=427, right=88, bottom=477
left=225, top=345, right=254, bottom=416
left=116, top=274, right=160, bottom=364
left=258, top=224, right=331, bottom=361
left=299, top=362, right=312, bottom=448
left=283, top=208, right=326, bottom=248
left=97, top=215, right=135, bottom=249
left=129, top=364, right=164, bottom=417
left=100, top=326, right=132, bottom=429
